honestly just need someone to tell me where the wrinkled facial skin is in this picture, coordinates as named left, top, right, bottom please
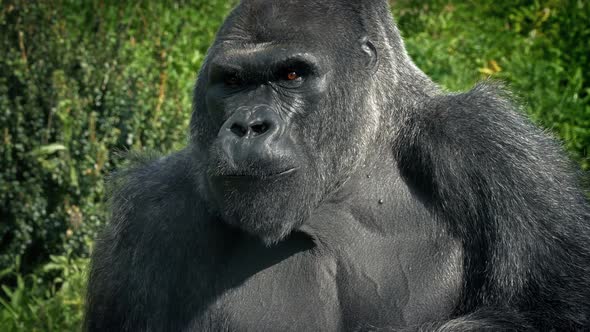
left=191, top=2, right=378, bottom=245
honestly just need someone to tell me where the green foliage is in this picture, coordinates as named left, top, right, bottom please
left=0, top=252, right=88, bottom=331
left=0, top=0, right=235, bottom=273
left=0, top=0, right=588, bottom=330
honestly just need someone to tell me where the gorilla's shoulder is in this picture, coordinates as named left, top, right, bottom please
left=420, top=81, right=528, bottom=135
left=109, top=150, right=198, bottom=200
left=105, top=149, right=206, bottom=233
left=395, top=81, right=578, bottom=204
left=407, top=81, right=547, bottom=153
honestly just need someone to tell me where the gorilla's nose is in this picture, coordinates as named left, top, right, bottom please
left=229, top=119, right=270, bottom=138
left=220, top=106, right=281, bottom=140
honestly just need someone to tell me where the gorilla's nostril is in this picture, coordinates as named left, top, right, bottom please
left=250, top=122, right=269, bottom=135
left=230, top=123, right=248, bottom=137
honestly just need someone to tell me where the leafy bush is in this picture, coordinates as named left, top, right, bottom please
left=0, top=0, right=235, bottom=275
left=0, top=249, right=88, bottom=331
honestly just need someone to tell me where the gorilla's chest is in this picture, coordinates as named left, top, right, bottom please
left=199, top=248, right=342, bottom=331
left=191, top=229, right=462, bottom=331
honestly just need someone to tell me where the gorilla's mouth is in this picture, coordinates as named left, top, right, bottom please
left=219, top=167, right=299, bottom=180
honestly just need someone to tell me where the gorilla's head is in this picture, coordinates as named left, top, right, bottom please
left=189, top=0, right=433, bottom=244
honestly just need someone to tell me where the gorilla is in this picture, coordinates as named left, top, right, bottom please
left=85, top=0, right=590, bottom=331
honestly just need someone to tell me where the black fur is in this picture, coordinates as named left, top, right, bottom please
left=85, top=1, right=590, bottom=331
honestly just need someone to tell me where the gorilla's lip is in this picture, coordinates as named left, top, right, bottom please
left=220, top=167, right=299, bottom=180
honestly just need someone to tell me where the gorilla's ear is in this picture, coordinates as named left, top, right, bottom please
left=360, top=36, right=378, bottom=72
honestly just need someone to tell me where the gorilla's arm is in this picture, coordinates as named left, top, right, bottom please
left=84, top=151, right=220, bottom=331
left=395, top=82, right=590, bottom=329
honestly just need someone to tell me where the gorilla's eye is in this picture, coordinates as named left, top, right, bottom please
left=286, top=71, right=300, bottom=81
left=224, top=74, right=240, bottom=86
left=280, top=67, right=305, bottom=82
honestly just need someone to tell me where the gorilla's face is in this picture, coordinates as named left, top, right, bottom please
left=193, top=2, right=379, bottom=245
left=205, top=46, right=330, bottom=244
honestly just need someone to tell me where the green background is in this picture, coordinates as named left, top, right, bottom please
left=1, top=0, right=588, bottom=330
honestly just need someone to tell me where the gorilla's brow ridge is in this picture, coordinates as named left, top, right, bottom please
left=211, top=47, right=321, bottom=76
